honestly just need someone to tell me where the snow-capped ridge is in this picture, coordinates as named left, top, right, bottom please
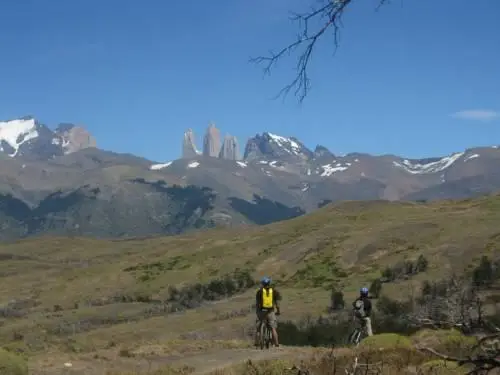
left=266, top=132, right=302, bottom=155
left=0, top=116, right=96, bottom=159
left=464, top=153, right=480, bottom=162
left=0, top=118, right=39, bottom=157
left=150, top=161, right=172, bottom=170
left=392, top=152, right=464, bottom=174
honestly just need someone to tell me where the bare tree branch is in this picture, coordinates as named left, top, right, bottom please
left=250, top=0, right=389, bottom=103
left=417, top=333, right=500, bottom=375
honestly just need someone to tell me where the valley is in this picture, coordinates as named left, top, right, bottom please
left=0, top=194, right=498, bottom=374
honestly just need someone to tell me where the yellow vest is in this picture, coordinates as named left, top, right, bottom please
left=262, top=287, right=273, bottom=308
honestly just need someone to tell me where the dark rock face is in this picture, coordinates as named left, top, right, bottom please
left=202, top=123, right=221, bottom=157
left=219, top=135, right=239, bottom=160
left=182, top=129, right=199, bottom=158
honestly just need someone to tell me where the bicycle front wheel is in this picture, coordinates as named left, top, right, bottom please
left=260, top=322, right=266, bottom=350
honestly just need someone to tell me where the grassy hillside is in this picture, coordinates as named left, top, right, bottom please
left=0, top=194, right=499, bottom=373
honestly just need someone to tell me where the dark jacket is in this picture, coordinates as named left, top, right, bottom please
left=353, top=296, right=372, bottom=317
left=256, top=286, right=281, bottom=311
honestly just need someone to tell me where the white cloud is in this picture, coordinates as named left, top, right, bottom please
left=450, top=109, right=499, bottom=121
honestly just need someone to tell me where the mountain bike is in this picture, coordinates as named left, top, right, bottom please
left=347, top=322, right=367, bottom=347
left=260, top=320, right=273, bottom=349
left=258, top=311, right=279, bottom=349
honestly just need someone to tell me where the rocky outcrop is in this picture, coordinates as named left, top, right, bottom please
left=55, top=123, right=97, bottom=154
left=0, top=117, right=97, bottom=160
left=219, top=135, right=240, bottom=160
left=314, top=145, right=334, bottom=159
left=243, top=132, right=313, bottom=162
left=203, top=123, right=221, bottom=157
left=182, top=129, right=199, bottom=158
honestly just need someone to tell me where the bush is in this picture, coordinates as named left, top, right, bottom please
left=369, top=279, right=382, bottom=298
left=416, top=254, right=429, bottom=272
left=166, top=269, right=255, bottom=311
left=329, top=290, right=345, bottom=311
left=374, top=296, right=416, bottom=334
left=411, top=329, right=476, bottom=357
left=359, top=333, right=412, bottom=350
left=355, top=334, right=428, bottom=370
left=0, top=348, right=28, bottom=375
left=278, top=315, right=351, bottom=347
left=420, top=359, right=463, bottom=375
left=473, top=255, right=494, bottom=287
left=380, top=255, right=429, bottom=283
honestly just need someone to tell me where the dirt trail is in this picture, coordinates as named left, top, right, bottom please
left=168, top=346, right=306, bottom=374
left=30, top=346, right=311, bottom=375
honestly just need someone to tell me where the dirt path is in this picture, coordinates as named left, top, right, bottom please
left=168, top=347, right=305, bottom=374
left=30, top=346, right=311, bottom=375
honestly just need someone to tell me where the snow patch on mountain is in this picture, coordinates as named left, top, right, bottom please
left=392, top=152, right=464, bottom=174
left=464, top=154, right=479, bottom=162
left=320, top=162, right=350, bottom=177
left=150, top=161, right=172, bottom=170
left=267, top=133, right=301, bottom=155
left=0, top=118, right=39, bottom=156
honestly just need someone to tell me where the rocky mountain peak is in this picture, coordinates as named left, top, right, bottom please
left=313, top=145, right=334, bottom=159
left=243, top=132, right=313, bottom=162
left=219, top=134, right=240, bottom=160
left=0, top=116, right=96, bottom=160
left=54, top=123, right=97, bottom=154
left=182, top=128, right=200, bottom=158
left=203, top=123, right=221, bottom=157
left=55, top=123, right=77, bottom=133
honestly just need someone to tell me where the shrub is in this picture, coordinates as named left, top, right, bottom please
left=411, top=329, right=476, bottom=357
left=359, top=333, right=412, bottom=350
left=166, top=269, right=255, bottom=311
left=420, top=359, right=463, bottom=375
left=369, top=279, right=382, bottom=298
left=329, top=290, right=345, bottom=311
left=473, top=255, right=494, bottom=287
left=0, top=348, right=28, bottom=375
left=416, top=254, right=429, bottom=272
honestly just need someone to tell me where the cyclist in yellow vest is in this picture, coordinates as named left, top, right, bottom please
left=254, top=277, right=281, bottom=347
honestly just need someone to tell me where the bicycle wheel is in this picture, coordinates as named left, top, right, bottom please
left=348, top=328, right=361, bottom=346
left=265, top=322, right=274, bottom=349
left=353, top=329, right=362, bottom=346
left=259, top=321, right=266, bottom=350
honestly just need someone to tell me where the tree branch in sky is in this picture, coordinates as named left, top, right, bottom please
left=250, top=0, right=389, bottom=103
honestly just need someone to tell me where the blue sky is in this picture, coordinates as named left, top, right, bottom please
left=0, top=0, right=499, bottom=162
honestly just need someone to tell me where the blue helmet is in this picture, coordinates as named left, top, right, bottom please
left=261, top=277, right=271, bottom=286
left=360, top=287, right=369, bottom=296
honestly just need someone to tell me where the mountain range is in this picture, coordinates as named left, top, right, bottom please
left=1, top=116, right=500, bottom=241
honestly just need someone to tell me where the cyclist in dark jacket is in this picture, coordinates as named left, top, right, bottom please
left=352, top=287, right=373, bottom=336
